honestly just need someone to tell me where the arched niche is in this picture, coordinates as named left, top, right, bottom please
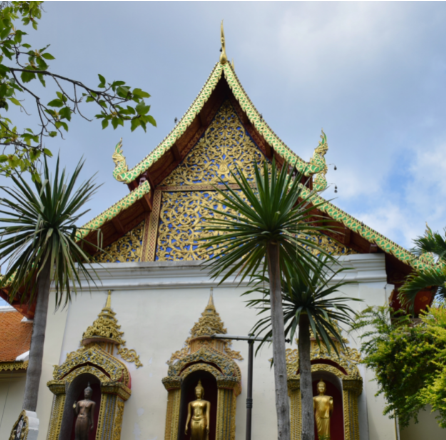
left=312, top=370, right=344, bottom=440
left=163, top=347, right=241, bottom=440
left=46, top=345, right=131, bottom=440
left=58, top=373, right=101, bottom=440
left=179, top=370, right=218, bottom=440
left=286, top=345, right=363, bottom=440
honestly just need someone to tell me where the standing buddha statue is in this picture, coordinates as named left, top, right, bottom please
left=73, top=383, right=96, bottom=440
left=185, top=380, right=211, bottom=440
left=313, top=379, right=334, bottom=440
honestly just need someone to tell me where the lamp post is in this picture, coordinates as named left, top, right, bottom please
left=209, top=334, right=290, bottom=440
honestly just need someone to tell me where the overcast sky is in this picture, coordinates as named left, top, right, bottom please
left=4, top=1, right=446, bottom=252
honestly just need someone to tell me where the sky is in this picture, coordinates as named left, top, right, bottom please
left=3, top=1, right=446, bottom=252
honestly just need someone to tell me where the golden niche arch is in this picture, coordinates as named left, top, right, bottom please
left=46, top=292, right=142, bottom=440
left=286, top=336, right=363, bottom=440
left=162, top=292, right=242, bottom=440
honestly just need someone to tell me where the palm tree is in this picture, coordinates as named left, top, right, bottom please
left=245, top=256, right=360, bottom=440
left=0, top=157, right=101, bottom=412
left=400, top=225, right=446, bottom=308
left=202, top=159, right=333, bottom=440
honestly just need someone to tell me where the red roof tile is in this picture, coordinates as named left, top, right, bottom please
left=0, top=310, right=32, bottom=362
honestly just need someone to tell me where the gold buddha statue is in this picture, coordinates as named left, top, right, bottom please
left=73, top=383, right=96, bottom=440
left=185, top=380, right=211, bottom=440
left=313, top=379, right=333, bottom=440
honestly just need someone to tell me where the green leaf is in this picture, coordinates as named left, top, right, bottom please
left=41, top=53, right=55, bottom=60
left=21, top=43, right=31, bottom=49
left=49, top=131, right=57, bottom=138
left=133, top=88, right=150, bottom=99
left=98, top=74, right=106, bottom=88
left=21, top=70, right=36, bottom=83
left=145, top=115, right=156, bottom=127
left=35, top=57, right=48, bottom=70
left=131, top=118, right=140, bottom=132
left=117, top=85, right=131, bottom=99
left=37, top=73, right=46, bottom=87
left=9, top=97, right=21, bottom=106
left=0, top=154, right=8, bottom=163
left=101, top=119, right=109, bottom=129
left=59, top=107, right=72, bottom=121
left=0, top=64, right=10, bottom=76
left=111, top=117, right=119, bottom=129
left=135, top=102, right=150, bottom=116
left=43, top=148, right=53, bottom=157
left=47, top=99, right=64, bottom=108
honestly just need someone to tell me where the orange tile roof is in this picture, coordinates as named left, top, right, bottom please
left=0, top=309, right=32, bottom=362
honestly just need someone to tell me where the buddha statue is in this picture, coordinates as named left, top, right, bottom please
left=73, top=383, right=96, bottom=440
left=313, top=379, right=333, bottom=440
left=185, top=380, right=211, bottom=440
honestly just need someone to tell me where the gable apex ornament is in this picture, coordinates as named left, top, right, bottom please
left=220, top=20, right=228, bottom=65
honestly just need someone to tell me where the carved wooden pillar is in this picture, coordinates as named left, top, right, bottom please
left=342, top=378, right=363, bottom=440
left=47, top=382, right=66, bottom=440
left=216, top=378, right=239, bottom=440
left=162, top=377, right=182, bottom=440
left=287, top=377, right=301, bottom=440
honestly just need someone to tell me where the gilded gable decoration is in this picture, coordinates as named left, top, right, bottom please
left=162, top=292, right=242, bottom=440
left=46, top=292, right=142, bottom=440
left=93, top=221, right=144, bottom=263
left=161, top=101, right=266, bottom=186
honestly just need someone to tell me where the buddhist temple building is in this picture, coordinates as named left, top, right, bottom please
left=0, top=25, right=443, bottom=440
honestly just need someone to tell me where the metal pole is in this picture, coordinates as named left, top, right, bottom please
left=246, top=339, right=254, bottom=440
left=207, top=334, right=288, bottom=440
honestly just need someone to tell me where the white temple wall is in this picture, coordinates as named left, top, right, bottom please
left=400, top=406, right=445, bottom=440
left=36, top=292, right=67, bottom=440
left=0, top=374, right=26, bottom=438
left=29, top=254, right=405, bottom=439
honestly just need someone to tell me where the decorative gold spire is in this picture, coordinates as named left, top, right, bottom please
left=191, top=288, right=226, bottom=337
left=82, top=291, right=125, bottom=345
left=167, top=289, right=243, bottom=365
left=105, top=290, right=112, bottom=308
left=81, top=291, right=143, bottom=368
left=219, top=20, right=228, bottom=65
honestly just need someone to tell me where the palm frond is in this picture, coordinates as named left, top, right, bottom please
left=0, top=156, right=103, bottom=308
left=201, top=158, right=336, bottom=286
left=411, top=226, right=446, bottom=263
left=245, top=255, right=361, bottom=356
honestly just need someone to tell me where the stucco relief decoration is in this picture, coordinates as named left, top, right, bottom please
left=81, top=291, right=143, bottom=369
left=94, top=221, right=144, bottom=263
left=167, top=293, right=242, bottom=367
left=285, top=342, right=362, bottom=379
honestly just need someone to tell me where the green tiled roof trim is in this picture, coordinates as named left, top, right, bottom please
left=113, top=63, right=224, bottom=183
left=76, top=181, right=150, bottom=240
left=113, top=62, right=326, bottom=184
left=299, top=185, right=438, bottom=272
left=222, top=63, right=325, bottom=176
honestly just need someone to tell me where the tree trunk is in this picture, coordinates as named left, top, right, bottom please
left=266, top=243, right=291, bottom=440
left=299, top=313, right=314, bottom=440
left=22, top=260, right=51, bottom=412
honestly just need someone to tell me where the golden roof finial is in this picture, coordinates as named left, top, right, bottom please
left=205, top=287, right=216, bottom=314
left=81, top=290, right=125, bottom=346
left=105, top=290, right=112, bottom=309
left=190, top=289, right=226, bottom=337
left=220, top=20, right=228, bottom=65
